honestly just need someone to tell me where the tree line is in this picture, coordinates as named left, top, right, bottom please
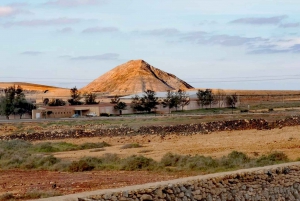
left=43, top=87, right=128, bottom=115
left=0, top=85, right=238, bottom=119
left=0, top=85, right=35, bottom=119
left=196, top=89, right=238, bottom=109
left=43, top=87, right=99, bottom=106
left=130, top=89, right=191, bottom=113
left=43, top=87, right=237, bottom=114
left=130, top=89, right=238, bottom=113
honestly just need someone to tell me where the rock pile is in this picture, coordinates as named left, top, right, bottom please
left=2, top=116, right=300, bottom=141
left=80, top=163, right=300, bottom=201
left=137, top=119, right=270, bottom=134
left=0, top=127, right=135, bottom=141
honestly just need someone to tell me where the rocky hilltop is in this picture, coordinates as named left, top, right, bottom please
left=81, top=60, right=194, bottom=94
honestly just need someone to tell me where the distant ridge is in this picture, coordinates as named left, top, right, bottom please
left=81, top=60, right=194, bottom=94
left=0, top=82, right=67, bottom=91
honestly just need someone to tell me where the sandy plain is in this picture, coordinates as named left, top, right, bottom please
left=48, top=126, right=300, bottom=161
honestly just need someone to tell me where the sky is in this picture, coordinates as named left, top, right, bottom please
left=1, top=0, right=300, bottom=90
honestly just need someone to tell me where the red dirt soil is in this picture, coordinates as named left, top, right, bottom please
left=0, top=170, right=192, bottom=199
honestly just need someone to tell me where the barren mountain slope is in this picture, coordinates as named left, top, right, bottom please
left=81, top=60, right=194, bottom=94
left=0, top=82, right=66, bottom=91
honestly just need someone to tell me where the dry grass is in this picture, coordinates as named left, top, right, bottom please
left=120, top=143, right=143, bottom=149
left=0, top=190, right=62, bottom=201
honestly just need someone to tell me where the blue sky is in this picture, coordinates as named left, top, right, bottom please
left=1, top=0, right=300, bottom=90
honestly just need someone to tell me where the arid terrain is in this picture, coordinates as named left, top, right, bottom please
left=50, top=126, right=300, bottom=161
left=0, top=170, right=190, bottom=199
left=1, top=125, right=300, bottom=199
left=1, top=111, right=300, bottom=200
left=0, top=78, right=300, bottom=201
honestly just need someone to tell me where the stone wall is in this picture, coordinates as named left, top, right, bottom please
left=2, top=116, right=300, bottom=141
left=78, top=162, right=300, bottom=201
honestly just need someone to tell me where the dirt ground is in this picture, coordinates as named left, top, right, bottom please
left=1, top=126, right=300, bottom=199
left=50, top=126, right=300, bottom=161
left=0, top=170, right=190, bottom=198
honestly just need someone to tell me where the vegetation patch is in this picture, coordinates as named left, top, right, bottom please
left=138, top=149, right=153, bottom=153
left=33, top=141, right=110, bottom=153
left=0, top=140, right=109, bottom=170
left=68, top=159, right=96, bottom=172
left=0, top=140, right=291, bottom=173
left=120, top=143, right=143, bottom=149
left=121, top=155, right=157, bottom=171
left=0, top=190, right=61, bottom=201
left=90, top=148, right=106, bottom=152
left=160, top=151, right=289, bottom=173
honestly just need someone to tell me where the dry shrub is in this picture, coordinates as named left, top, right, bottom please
left=120, top=143, right=142, bottom=149
left=121, top=155, right=157, bottom=171
left=68, top=160, right=95, bottom=172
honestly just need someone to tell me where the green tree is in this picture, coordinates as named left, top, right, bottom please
left=161, top=90, right=176, bottom=113
left=196, top=89, right=205, bottom=108
left=130, top=90, right=159, bottom=113
left=141, top=90, right=159, bottom=113
left=14, top=100, right=35, bottom=119
left=196, top=89, right=214, bottom=108
left=226, top=94, right=238, bottom=113
left=206, top=89, right=215, bottom=108
left=0, top=85, right=34, bottom=119
left=131, top=95, right=144, bottom=112
left=13, top=85, right=27, bottom=118
left=176, top=89, right=190, bottom=111
left=83, top=92, right=99, bottom=104
left=114, top=101, right=127, bottom=115
left=110, top=95, right=120, bottom=104
left=111, top=95, right=126, bottom=115
left=43, top=98, right=49, bottom=106
left=0, top=96, right=14, bottom=119
left=68, top=86, right=82, bottom=105
left=48, top=99, right=66, bottom=106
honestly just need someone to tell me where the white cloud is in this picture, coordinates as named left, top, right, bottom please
left=230, top=15, right=287, bottom=25
left=140, top=28, right=180, bottom=36
left=0, top=5, right=32, bottom=17
left=4, top=17, right=80, bottom=27
left=57, top=27, right=73, bottom=33
left=82, top=26, right=119, bottom=33
left=21, top=51, right=43, bottom=56
left=279, top=23, right=300, bottom=28
left=0, top=6, right=16, bottom=17
left=70, top=53, right=119, bottom=60
left=248, top=37, right=300, bottom=54
left=44, top=0, right=107, bottom=7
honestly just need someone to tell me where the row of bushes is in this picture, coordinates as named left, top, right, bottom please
left=0, top=190, right=61, bottom=201
left=63, top=151, right=290, bottom=173
left=0, top=140, right=290, bottom=173
left=0, top=140, right=110, bottom=170
left=33, top=141, right=110, bottom=153
left=0, top=140, right=110, bottom=153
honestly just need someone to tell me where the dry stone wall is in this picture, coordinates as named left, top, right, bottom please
left=78, top=162, right=300, bottom=201
left=2, top=116, right=300, bottom=141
